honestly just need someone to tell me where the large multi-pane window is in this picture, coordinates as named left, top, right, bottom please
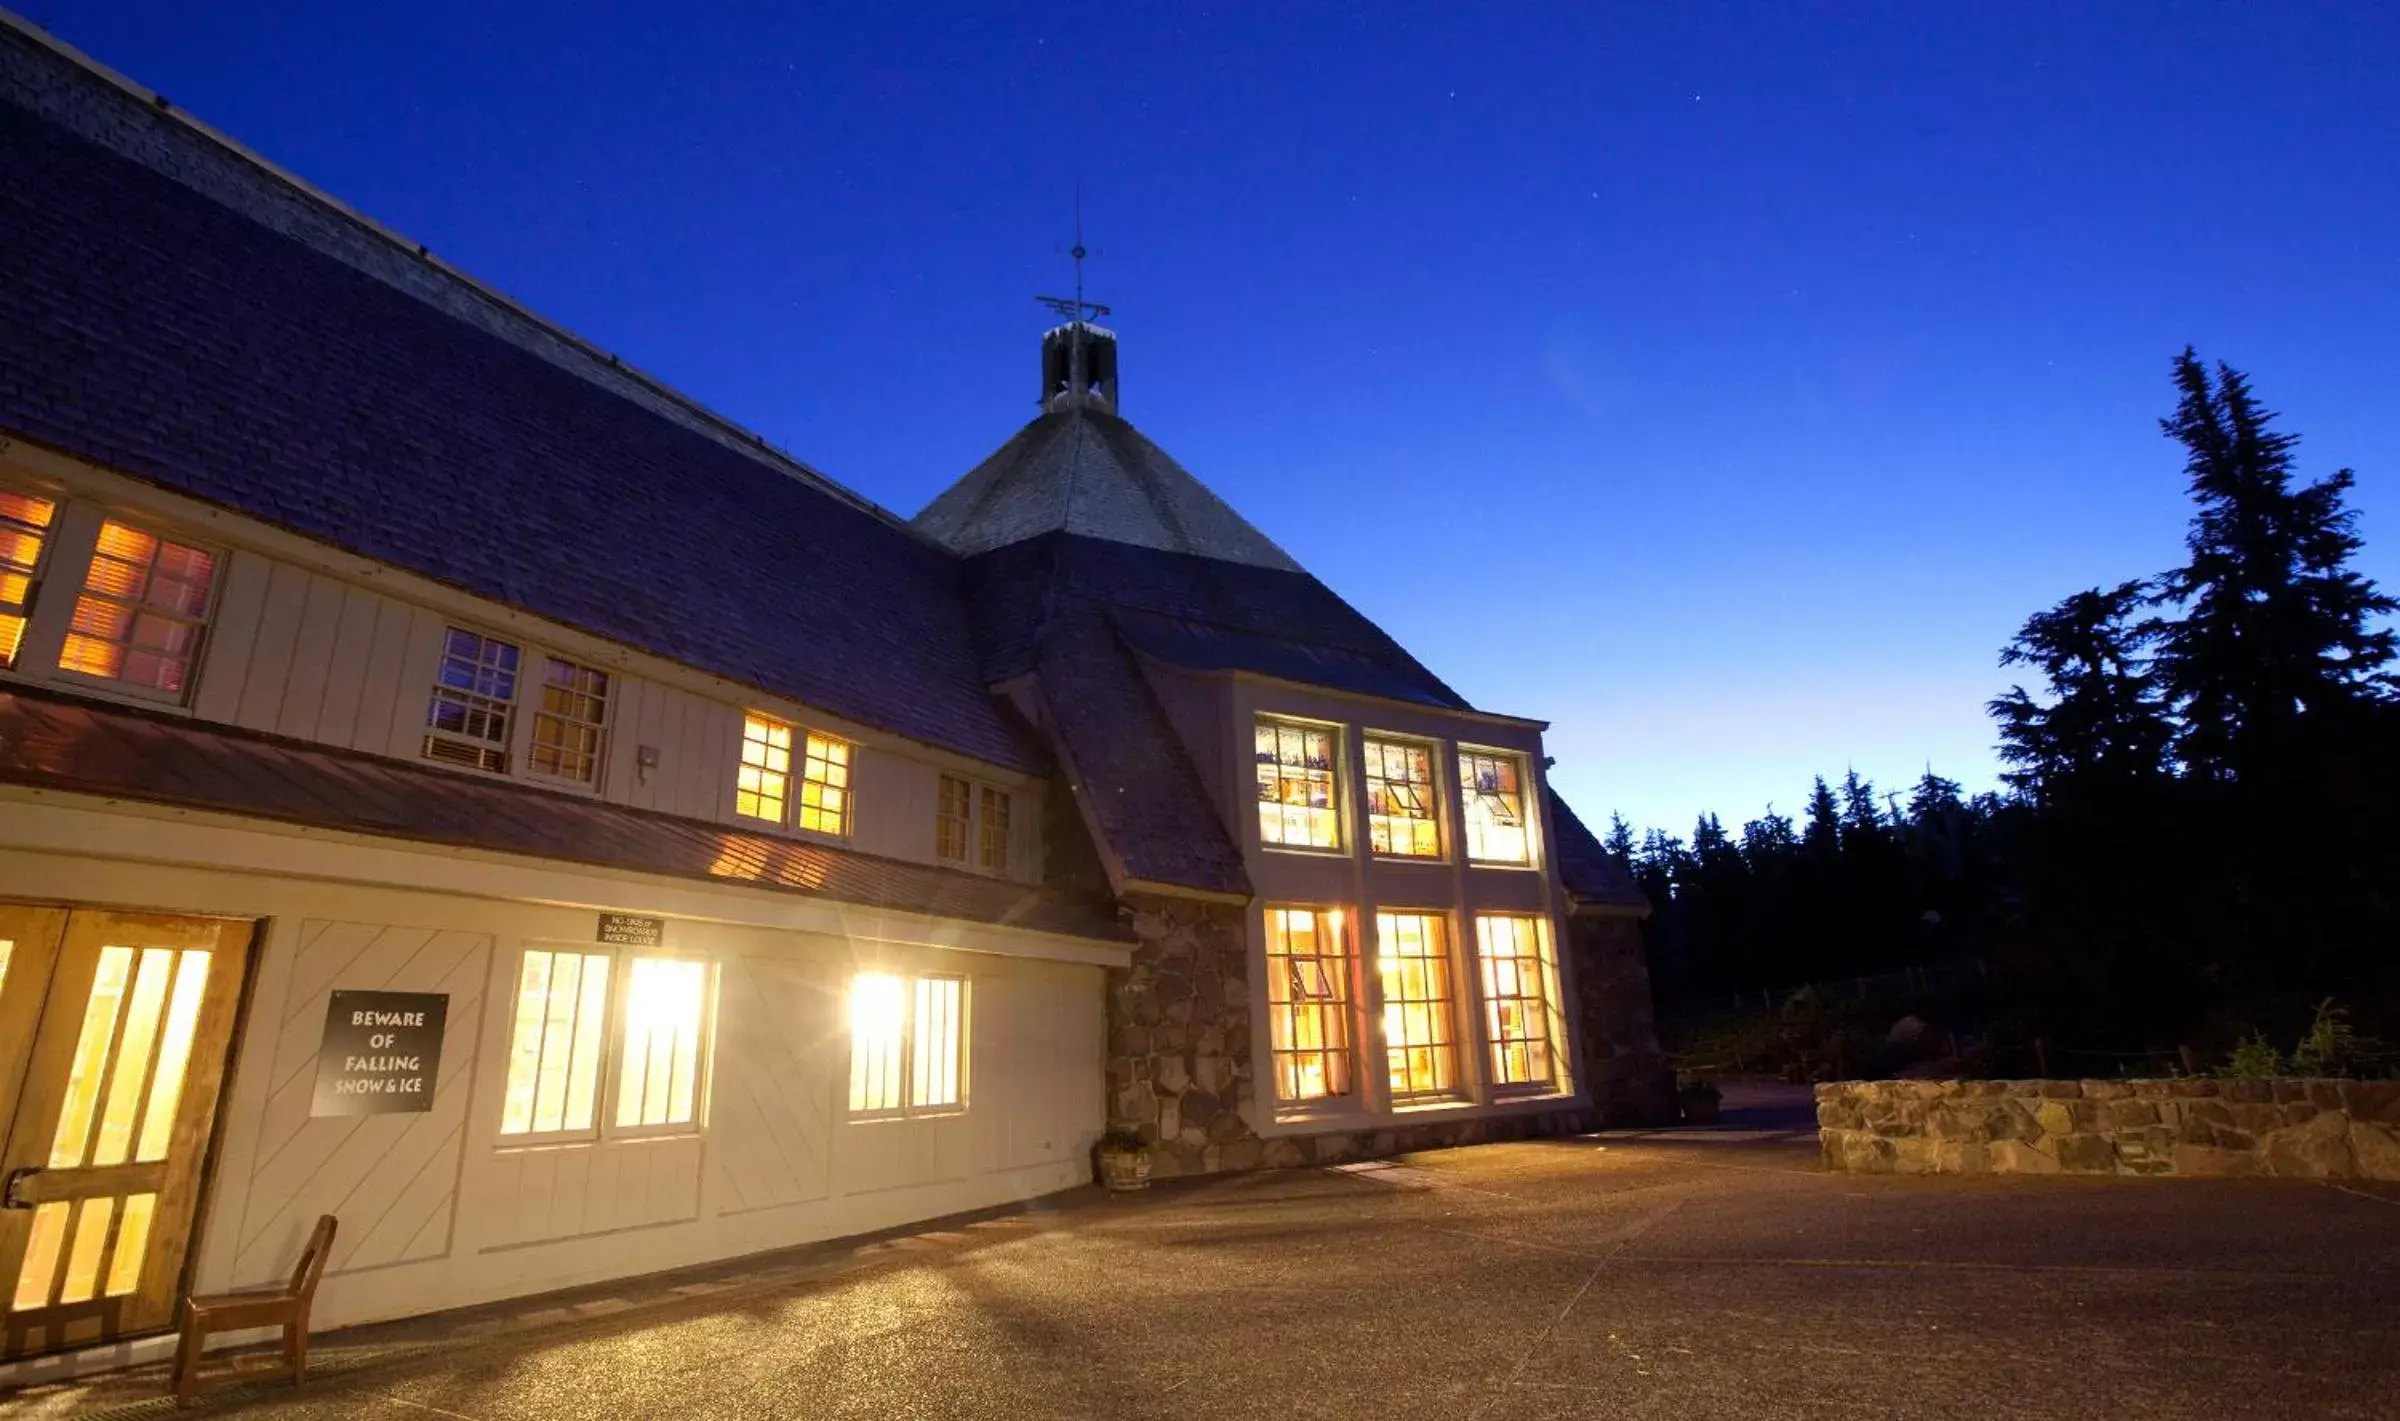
left=423, top=627, right=520, bottom=773
left=499, top=948, right=712, bottom=1139
left=1256, top=717, right=1340, bottom=849
left=0, top=487, right=58, bottom=668
left=1264, top=906, right=1354, bottom=1103
left=935, top=775, right=973, bottom=862
left=847, top=972, right=968, bottom=1117
left=799, top=732, right=853, bottom=835
left=978, top=787, right=1012, bottom=872
left=530, top=658, right=611, bottom=785
left=1375, top=911, right=1460, bottom=1100
left=1363, top=737, right=1441, bottom=859
left=737, top=713, right=793, bottom=822
left=1474, top=915, right=1560, bottom=1089
left=56, top=520, right=218, bottom=699
left=1459, top=748, right=1532, bottom=864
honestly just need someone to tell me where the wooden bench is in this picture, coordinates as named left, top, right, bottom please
left=170, top=1213, right=336, bottom=1406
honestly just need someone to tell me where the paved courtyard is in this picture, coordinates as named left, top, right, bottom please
left=14, top=1088, right=2400, bottom=1420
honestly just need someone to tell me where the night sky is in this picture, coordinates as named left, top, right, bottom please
left=34, top=3, right=2400, bottom=834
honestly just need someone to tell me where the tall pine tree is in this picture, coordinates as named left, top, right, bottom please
left=1989, top=581, right=2174, bottom=804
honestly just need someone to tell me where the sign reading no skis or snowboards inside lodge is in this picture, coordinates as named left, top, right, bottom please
left=312, top=989, right=449, bottom=1116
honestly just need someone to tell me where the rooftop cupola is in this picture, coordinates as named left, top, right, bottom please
left=1040, top=319, right=1119, bottom=412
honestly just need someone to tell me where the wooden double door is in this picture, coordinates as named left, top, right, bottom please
left=0, top=904, right=254, bottom=1359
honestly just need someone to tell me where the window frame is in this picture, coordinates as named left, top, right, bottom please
left=933, top=775, right=1016, bottom=876
left=526, top=654, right=614, bottom=789
left=1254, top=714, right=1346, bottom=854
left=0, top=481, right=63, bottom=673
left=1362, top=733, right=1445, bottom=862
left=845, top=970, right=971, bottom=1122
left=1261, top=903, right=1360, bottom=1110
left=796, top=731, right=854, bottom=836
left=1373, top=908, right=1467, bottom=1105
left=421, top=624, right=525, bottom=776
left=1471, top=913, right=1565, bottom=1095
left=495, top=944, right=717, bottom=1147
left=1457, top=745, right=1538, bottom=867
left=42, top=510, right=225, bottom=707
left=735, top=711, right=796, bottom=825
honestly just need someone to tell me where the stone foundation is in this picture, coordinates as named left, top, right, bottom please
left=1817, top=1078, right=2400, bottom=1179
left=1107, top=894, right=1674, bottom=1179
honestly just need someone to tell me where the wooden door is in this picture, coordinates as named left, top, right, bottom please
left=0, top=908, right=254, bottom=1359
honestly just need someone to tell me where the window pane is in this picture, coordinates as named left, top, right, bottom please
left=799, top=733, right=852, bottom=834
left=1459, top=750, right=1532, bottom=863
left=1376, top=912, right=1459, bottom=1099
left=847, top=973, right=907, bottom=1113
left=738, top=714, right=793, bottom=822
left=500, top=950, right=611, bottom=1135
left=424, top=628, right=521, bottom=774
left=56, top=521, right=217, bottom=697
left=935, top=775, right=971, bottom=862
left=1364, top=735, right=1442, bottom=859
left=1475, top=915, right=1557, bottom=1087
left=616, top=957, right=707, bottom=1129
left=529, top=658, right=610, bottom=784
left=1255, top=717, right=1341, bottom=849
left=0, top=488, right=57, bottom=669
left=977, top=788, right=1011, bottom=872
left=910, top=976, right=965, bottom=1109
left=1264, top=907, right=1354, bottom=1102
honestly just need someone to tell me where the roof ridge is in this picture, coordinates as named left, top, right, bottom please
left=0, top=9, right=914, bottom=535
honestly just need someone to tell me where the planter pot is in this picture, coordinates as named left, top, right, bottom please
left=1098, top=1148, right=1153, bottom=1191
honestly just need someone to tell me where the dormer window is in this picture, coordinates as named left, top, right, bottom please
left=56, top=519, right=219, bottom=701
left=1458, top=748, right=1532, bottom=865
left=1363, top=736, right=1441, bottom=859
left=936, top=775, right=1013, bottom=873
left=798, top=732, right=853, bottom=835
left=1255, top=716, right=1341, bottom=850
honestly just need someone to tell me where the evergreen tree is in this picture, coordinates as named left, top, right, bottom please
left=1739, top=807, right=1797, bottom=868
left=2151, top=350, right=2397, bottom=784
left=1801, top=777, right=1843, bottom=859
left=1905, top=769, right=1965, bottom=823
left=1603, top=811, right=1636, bottom=865
left=1989, top=581, right=2173, bottom=803
left=1840, top=770, right=1883, bottom=837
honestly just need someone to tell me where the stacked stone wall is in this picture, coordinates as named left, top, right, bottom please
left=1563, top=910, right=1677, bottom=1127
left=1818, top=1078, right=2400, bottom=1179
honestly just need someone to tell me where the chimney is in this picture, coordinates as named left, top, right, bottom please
left=1040, top=321, right=1118, bottom=413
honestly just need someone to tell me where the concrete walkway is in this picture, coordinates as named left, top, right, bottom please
left=11, top=1097, right=2399, bottom=1419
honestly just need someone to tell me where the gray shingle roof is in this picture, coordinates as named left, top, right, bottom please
left=912, top=406, right=1302, bottom=572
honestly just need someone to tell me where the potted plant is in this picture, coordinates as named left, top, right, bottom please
left=1677, top=1078, right=1723, bottom=1125
left=1096, top=1126, right=1153, bottom=1191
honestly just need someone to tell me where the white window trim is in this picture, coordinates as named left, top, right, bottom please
left=494, top=943, right=717, bottom=1149
left=17, top=502, right=226, bottom=710
left=934, top=775, right=1016, bottom=876
left=1457, top=743, right=1541, bottom=870
left=521, top=653, right=615, bottom=795
left=1360, top=731, right=1447, bottom=863
left=1254, top=713, right=1349, bottom=857
left=845, top=971, right=972, bottom=1123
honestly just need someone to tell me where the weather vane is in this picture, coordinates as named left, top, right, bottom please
left=1036, top=186, right=1110, bottom=324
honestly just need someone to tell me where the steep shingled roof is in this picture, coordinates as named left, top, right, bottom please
left=0, top=30, right=1041, bottom=774
left=912, top=405, right=1302, bottom=572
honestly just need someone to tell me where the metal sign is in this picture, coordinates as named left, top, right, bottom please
left=597, top=913, right=665, bottom=947
left=310, top=990, right=448, bottom=1117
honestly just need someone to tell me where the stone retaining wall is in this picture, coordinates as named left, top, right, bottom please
left=1817, top=1078, right=2400, bottom=1179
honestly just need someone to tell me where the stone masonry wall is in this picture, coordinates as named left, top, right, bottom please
left=1563, top=910, right=1677, bottom=1127
left=1818, top=1078, right=2400, bottom=1179
left=1107, top=894, right=1607, bottom=1179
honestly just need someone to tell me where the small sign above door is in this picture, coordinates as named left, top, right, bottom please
left=597, top=912, right=665, bottom=947
left=311, top=990, right=448, bottom=1117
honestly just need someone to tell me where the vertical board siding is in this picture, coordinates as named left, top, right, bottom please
left=189, top=548, right=274, bottom=726
left=232, top=561, right=312, bottom=731
left=712, top=955, right=838, bottom=1216
left=230, top=921, right=489, bottom=1287
left=479, top=1137, right=705, bottom=1250
left=313, top=585, right=383, bottom=747
left=351, top=596, right=418, bottom=754
left=273, top=573, right=347, bottom=739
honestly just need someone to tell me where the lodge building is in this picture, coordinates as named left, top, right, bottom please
left=0, top=13, right=1670, bottom=1380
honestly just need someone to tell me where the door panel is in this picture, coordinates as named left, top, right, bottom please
left=0, top=909, right=253, bottom=1359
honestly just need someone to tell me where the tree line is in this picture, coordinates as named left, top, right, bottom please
left=1619, top=351, right=2399, bottom=1059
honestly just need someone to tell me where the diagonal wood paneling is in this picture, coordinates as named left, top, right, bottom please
left=712, top=955, right=838, bottom=1216
left=229, top=920, right=487, bottom=1286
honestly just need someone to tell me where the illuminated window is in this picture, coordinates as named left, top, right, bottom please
left=423, top=627, right=520, bottom=773
left=978, top=787, right=1012, bottom=872
left=499, top=949, right=612, bottom=1136
left=1256, top=717, right=1340, bottom=849
left=848, top=971, right=968, bottom=1117
left=935, top=775, right=972, bottom=862
left=614, top=957, right=710, bottom=1130
left=1474, top=915, right=1560, bottom=1089
left=1459, top=749, right=1532, bottom=864
left=1364, top=737, right=1441, bottom=858
left=737, top=714, right=793, bottom=822
left=799, top=732, right=852, bottom=834
left=56, top=520, right=218, bottom=698
left=530, top=658, right=610, bottom=785
left=1264, top=906, right=1354, bottom=1103
left=0, top=488, right=58, bottom=667
left=1376, top=912, right=1459, bottom=1100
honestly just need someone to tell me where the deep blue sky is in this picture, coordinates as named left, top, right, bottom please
left=36, top=3, right=2400, bottom=835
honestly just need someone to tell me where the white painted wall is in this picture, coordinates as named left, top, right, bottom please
left=0, top=802, right=1109, bottom=1337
